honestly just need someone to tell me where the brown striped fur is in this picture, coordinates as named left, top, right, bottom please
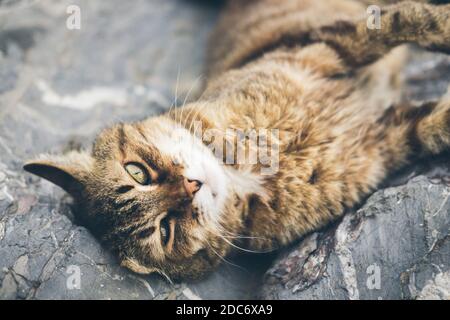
left=25, top=0, right=450, bottom=280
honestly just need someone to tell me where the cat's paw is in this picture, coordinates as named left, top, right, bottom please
left=417, top=98, right=450, bottom=155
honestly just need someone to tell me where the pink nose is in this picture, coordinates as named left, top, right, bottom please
left=184, top=178, right=202, bottom=197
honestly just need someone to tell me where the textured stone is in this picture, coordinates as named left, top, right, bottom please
left=261, top=175, right=450, bottom=300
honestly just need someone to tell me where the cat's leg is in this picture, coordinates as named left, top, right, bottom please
left=376, top=95, right=450, bottom=174
left=313, top=1, right=449, bottom=110
left=311, top=1, right=450, bottom=69
left=355, top=45, right=409, bottom=111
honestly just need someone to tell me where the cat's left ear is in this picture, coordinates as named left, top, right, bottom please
left=23, top=150, right=93, bottom=198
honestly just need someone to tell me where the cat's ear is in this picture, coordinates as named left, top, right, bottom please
left=23, top=150, right=93, bottom=197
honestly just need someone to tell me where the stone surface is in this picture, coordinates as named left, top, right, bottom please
left=1, top=0, right=449, bottom=300
left=261, top=174, right=450, bottom=300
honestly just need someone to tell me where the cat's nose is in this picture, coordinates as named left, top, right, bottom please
left=183, top=178, right=202, bottom=197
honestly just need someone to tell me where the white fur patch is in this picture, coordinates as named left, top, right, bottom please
left=150, top=122, right=229, bottom=225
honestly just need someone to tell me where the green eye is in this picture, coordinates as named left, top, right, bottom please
left=125, top=163, right=150, bottom=185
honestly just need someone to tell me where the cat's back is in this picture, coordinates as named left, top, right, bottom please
left=206, top=0, right=366, bottom=77
left=202, top=0, right=407, bottom=133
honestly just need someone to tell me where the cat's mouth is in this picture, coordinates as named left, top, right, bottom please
left=159, top=216, right=175, bottom=250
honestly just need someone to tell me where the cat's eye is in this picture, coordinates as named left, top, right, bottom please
left=125, top=163, right=150, bottom=185
left=160, top=218, right=170, bottom=246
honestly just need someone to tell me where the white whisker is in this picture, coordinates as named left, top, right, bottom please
left=182, top=75, right=204, bottom=129
left=206, top=242, right=249, bottom=273
left=218, top=234, right=275, bottom=254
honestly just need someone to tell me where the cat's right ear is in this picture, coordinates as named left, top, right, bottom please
left=23, top=151, right=93, bottom=198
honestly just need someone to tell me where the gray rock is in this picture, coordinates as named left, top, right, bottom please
left=261, top=175, right=450, bottom=300
left=1, top=0, right=449, bottom=300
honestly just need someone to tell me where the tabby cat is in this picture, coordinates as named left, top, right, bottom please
left=25, top=0, right=450, bottom=280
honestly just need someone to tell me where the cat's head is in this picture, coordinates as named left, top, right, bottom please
left=24, top=115, right=245, bottom=280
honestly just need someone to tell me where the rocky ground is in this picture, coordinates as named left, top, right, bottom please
left=0, top=0, right=449, bottom=300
